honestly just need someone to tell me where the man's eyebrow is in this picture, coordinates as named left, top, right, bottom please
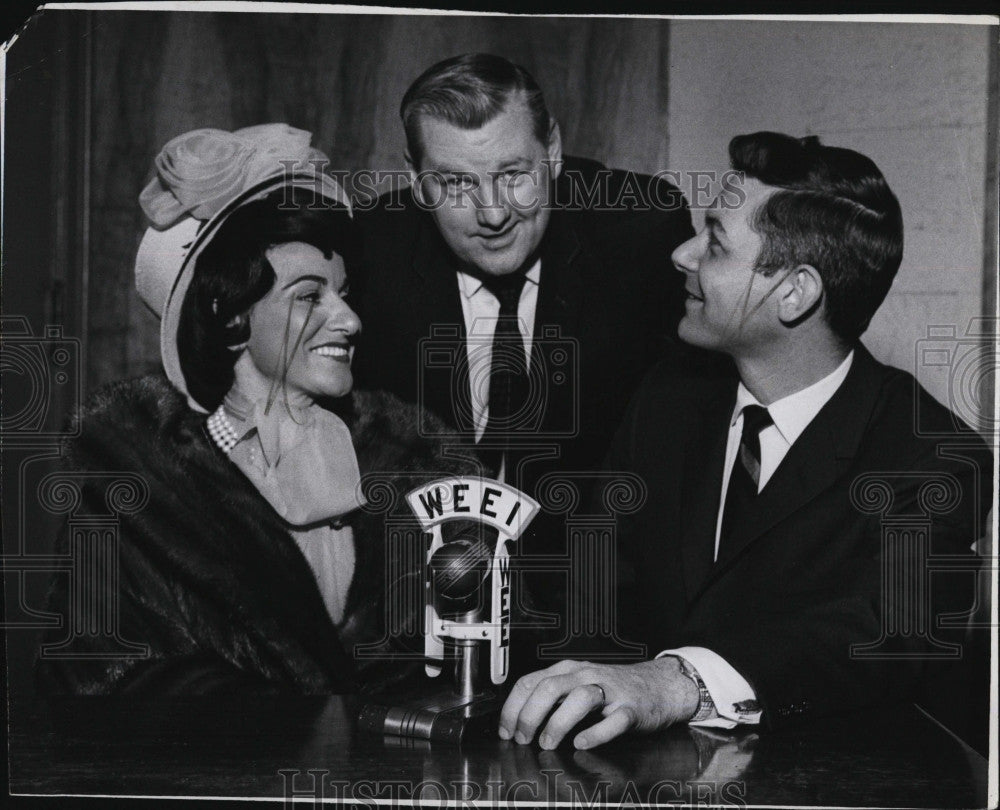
left=281, top=275, right=328, bottom=290
left=435, top=167, right=476, bottom=178
left=496, top=158, right=530, bottom=171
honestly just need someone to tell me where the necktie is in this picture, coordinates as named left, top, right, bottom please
left=719, top=404, right=773, bottom=557
left=479, top=272, right=530, bottom=475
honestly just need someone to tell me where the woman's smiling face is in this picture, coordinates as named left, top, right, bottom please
left=244, top=241, right=360, bottom=403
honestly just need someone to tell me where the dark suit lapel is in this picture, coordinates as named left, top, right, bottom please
left=525, top=213, right=588, bottom=445
left=411, top=216, right=467, bottom=330
left=534, top=211, right=584, bottom=341
left=409, top=217, right=473, bottom=430
left=680, top=378, right=737, bottom=603
left=709, top=346, right=885, bottom=577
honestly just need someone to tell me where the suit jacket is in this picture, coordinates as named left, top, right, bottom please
left=352, top=156, right=695, bottom=539
left=606, top=346, right=992, bottom=730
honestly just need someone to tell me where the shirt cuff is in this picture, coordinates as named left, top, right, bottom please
left=657, top=646, right=762, bottom=728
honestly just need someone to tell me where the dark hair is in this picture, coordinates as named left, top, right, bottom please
left=177, top=187, right=357, bottom=411
left=400, top=53, right=552, bottom=167
left=729, top=131, right=903, bottom=344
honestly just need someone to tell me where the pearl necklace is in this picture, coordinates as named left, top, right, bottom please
left=206, top=405, right=240, bottom=454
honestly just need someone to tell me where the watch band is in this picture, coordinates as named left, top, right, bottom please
left=675, top=656, right=717, bottom=723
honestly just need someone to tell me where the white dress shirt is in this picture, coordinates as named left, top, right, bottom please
left=661, top=351, right=855, bottom=728
left=456, top=261, right=541, bottom=482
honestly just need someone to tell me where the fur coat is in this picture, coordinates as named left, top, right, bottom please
left=36, top=375, right=480, bottom=696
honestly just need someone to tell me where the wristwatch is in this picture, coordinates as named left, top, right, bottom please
left=674, top=657, right=717, bottom=722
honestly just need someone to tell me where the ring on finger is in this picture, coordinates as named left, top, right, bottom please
left=589, top=683, right=607, bottom=707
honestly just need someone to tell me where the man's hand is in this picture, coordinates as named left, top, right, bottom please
left=498, top=657, right=700, bottom=750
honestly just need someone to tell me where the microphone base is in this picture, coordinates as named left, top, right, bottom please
left=358, top=687, right=502, bottom=745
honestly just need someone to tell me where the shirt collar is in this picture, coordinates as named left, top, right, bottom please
left=457, top=258, right=541, bottom=299
left=731, top=350, right=854, bottom=445
left=219, top=383, right=364, bottom=526
left=223, top=384, right=316, bottom=466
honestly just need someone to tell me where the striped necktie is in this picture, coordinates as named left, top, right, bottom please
left=719, top=404, right=773, bottom=556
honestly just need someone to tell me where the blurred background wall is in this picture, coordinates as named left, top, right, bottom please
left=63, top=11, right=681, bottom=389
left=2, top=9, right=996, bottom=709
left=669, top=20, right=996, bottom=409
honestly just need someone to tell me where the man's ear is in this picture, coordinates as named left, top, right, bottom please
left=546, top=121, right=563, bottom=180
left=777, top=264, right=824, bottom=325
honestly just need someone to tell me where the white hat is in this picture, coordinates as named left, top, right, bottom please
left=134, top=124, right=350, bottom=413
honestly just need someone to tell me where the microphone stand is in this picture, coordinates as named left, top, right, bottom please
left=358, top=546, right=503, bottom=744
left=357, top=478, right=539, bottom=745
left=452, top=609, right=481, bottom=701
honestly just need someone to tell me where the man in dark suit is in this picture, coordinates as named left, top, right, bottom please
left=352, top=54, right=694, bottom=552
left=499, top=132, right=992, bottom=750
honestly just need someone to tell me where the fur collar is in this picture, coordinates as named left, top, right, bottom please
left=50, top=375, right=480, bottom=694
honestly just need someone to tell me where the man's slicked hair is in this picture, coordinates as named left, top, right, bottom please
left=730, top=132, right=904, bottom=344
left=401, top=53, right=552, bottom=167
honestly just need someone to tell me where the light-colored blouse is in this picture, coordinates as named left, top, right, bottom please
left=209, top=384, right=366, bottom=625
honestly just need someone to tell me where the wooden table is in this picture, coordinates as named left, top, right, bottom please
left=8, top=695, right=987, bottom=807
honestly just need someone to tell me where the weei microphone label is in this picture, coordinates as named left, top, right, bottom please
left=406, top=478, right=539, bottom=685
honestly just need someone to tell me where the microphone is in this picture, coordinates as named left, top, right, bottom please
left=429, top=522, right=493, bottom=614
left=429, top=520, right=497, bottom=700
left=359, top=477, right=539, bottom=744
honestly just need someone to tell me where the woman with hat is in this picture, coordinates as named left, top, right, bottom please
left=36, top=125, right=478, bottom=696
